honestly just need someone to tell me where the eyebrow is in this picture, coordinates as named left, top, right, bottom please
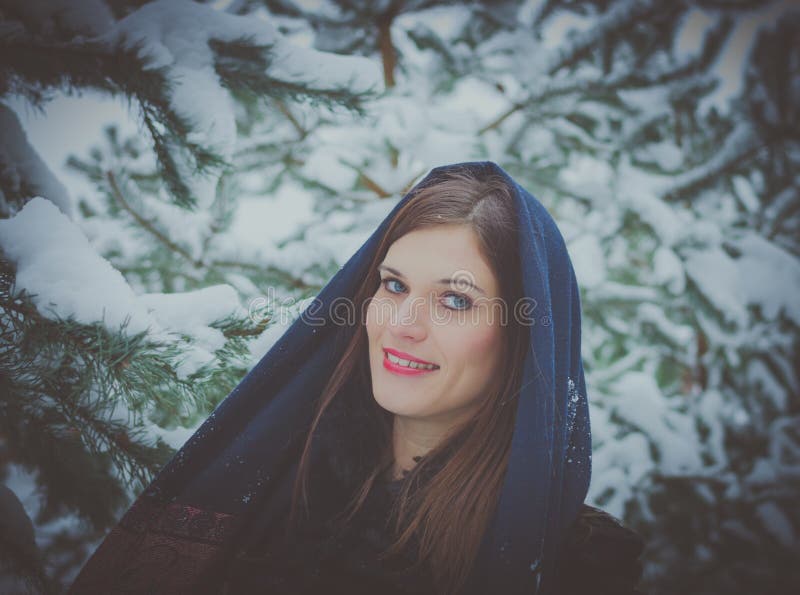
left=377, top=265, right=486, bottom=295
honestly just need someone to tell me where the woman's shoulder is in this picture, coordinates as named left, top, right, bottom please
left=554, top=504, right=646, bottom=595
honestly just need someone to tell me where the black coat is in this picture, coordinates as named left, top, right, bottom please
left=219, top=461, right=645, bottom=595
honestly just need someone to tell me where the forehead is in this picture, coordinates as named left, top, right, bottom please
left=382, top=225, right=499, bottom=293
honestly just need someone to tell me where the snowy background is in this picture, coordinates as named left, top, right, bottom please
left=1, top=1, right=799, bottom=593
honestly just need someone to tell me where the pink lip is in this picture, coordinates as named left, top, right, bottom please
left=382, top=348, right=439, bottom=376
left=383, top=348, right=437, bottom=366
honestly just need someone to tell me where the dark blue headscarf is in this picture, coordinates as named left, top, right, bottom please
left=69, top=161, right=591, bottom=595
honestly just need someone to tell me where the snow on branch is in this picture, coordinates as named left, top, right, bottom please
left=546, top=0, right=666, bottom=75
left=0, top=197, right=247, bottom=378
left=1, top=0, right=383, bottom=209
left=663, top=122, right=760, bottom=202
left=0, top=104, right=71, bottom=218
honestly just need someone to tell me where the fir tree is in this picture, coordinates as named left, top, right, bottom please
left=1, top=0, right=381, bottom=588
left=2, top=0, right=798, bottom=592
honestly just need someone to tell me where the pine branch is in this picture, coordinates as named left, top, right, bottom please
left=662, top=125, right=764, bottom=202
left=0, top=37, right=225, bottom=208
left=0, top=313, right=167, bottom=530
left=211, top=36, right=375, bottom=115
left=0, top=257, right=242, bottom=520
left=105, top=171, right=204, bottom=267
left=404, top=22, right=461, bottom=75
left=261, top=76, right=373, bottom=116
left=480, top=13, right=733, bottom=138
left=210, top=260, right=313, bottom=290
left=106, top=169, right=315, bottom=292
left=546, top=0, right=668, bottom=76
left=222, top=316, right=272, bottom=338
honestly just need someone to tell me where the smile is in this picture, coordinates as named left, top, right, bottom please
left=383, top=349, right=440, bottom=376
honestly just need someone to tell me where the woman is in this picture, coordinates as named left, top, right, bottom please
left=68, top=162, right=644, bottom=595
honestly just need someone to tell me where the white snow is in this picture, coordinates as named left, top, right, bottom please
left=0, top=104, right=72, bottom=217
left=0, top=197, right=248, bottom=379
left=684, top=231, right=800, bottom=328
left=6, top=93, right=139, bottom=218
left=732, top=175, right=760, bottom=214
left=684, top=247, right=748, bottom=326
left=141, top=284, right=246, bottom=377
left=699, top=1, right=798, bottom=114
left=651, top=246, right=686, bottom=294
left=608, top=372, right=703, bottom=474
left=568, top=234, right=606, bottom=289
left=588, top=428, right=653, bottom=519
left=674, top=7, right=716, bottom=60
left=637, top=303, right=694, bottom=346
left=668, top=123, right=755, bottom=196
left=142, top=191, right=221, bottom=262
left=558, top=154, right=614, bottom=202
left=0, top=197, right=155, bottom=334
left=149, top=423, right=202, bottom=451
left=268, top=38, right=383, bottom=96
left=734, top=232, right=800, bottom=326
left=229, top=181, right=316, bottom=246
left=96, top=0, right=381, bottom=208
left=540, top=8, right=595, bottom=50
left=640, top=140, right=684, bottom=171
left=617, top=158, right=691, bottom=247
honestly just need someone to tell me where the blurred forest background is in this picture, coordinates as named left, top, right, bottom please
left=1, top=0, right=798, bottom=593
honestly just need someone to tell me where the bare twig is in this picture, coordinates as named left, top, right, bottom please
left=358, top=170, right=391, bottom=198
left=479, top=102, right=526, bottom=135
left=377, top=13, right=396, bottom=88
left=274, top=99, right=308, bottom=139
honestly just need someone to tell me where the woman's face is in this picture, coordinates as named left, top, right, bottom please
left=366, top=224, right=504, bottom=430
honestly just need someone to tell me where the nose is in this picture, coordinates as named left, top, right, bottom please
left=388, top=294, right=428, bottom=342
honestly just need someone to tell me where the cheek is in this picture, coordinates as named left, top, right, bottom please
left=447, top=324, right=503, bottom=372
left=365, top=299, right=389, bottom=353
left=365, top=299, right=380, bottom=336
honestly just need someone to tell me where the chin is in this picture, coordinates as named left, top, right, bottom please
left=371, top=387, right=427, bottom=418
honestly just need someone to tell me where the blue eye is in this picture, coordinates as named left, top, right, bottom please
left=380, top=277, right=473, bottom=311
left=443, top=293, right=473, bottom=311
left=382, top=278, right=406, bottom=294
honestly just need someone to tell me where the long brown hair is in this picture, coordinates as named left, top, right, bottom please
left=288, top=166, right=528, bottom=594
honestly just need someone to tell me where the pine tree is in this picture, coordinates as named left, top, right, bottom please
left=1, top=0, right=381, bottom=587
left=2, top=0, right=798, bottom=592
